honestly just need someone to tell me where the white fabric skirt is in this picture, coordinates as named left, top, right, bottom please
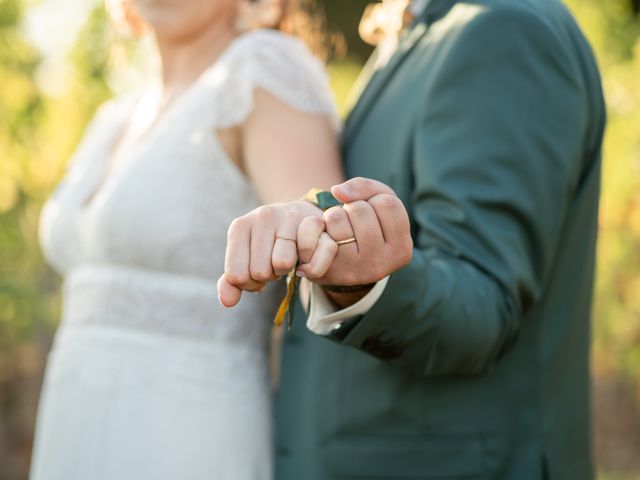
left=29, top=325, right=273, bottom=480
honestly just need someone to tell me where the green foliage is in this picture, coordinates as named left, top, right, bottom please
left=68, top=6, right=111, bottom=111
left=0, top=3, right=111, bottom=355
left=0, top=0, right=49, bottom=353
left=562, top=0, right=640, bottom=390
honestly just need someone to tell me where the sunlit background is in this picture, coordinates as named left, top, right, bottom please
left=0, top=0, right=639, bottom=478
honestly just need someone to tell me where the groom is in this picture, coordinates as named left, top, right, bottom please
left=222, top=0, right=605, bottom=478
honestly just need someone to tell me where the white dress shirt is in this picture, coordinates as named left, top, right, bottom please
left=304, top=276, right=390, bottom=335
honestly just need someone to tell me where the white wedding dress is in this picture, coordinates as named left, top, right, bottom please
left=30, top=30, right=337, bottom=480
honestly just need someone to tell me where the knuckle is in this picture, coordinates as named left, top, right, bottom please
left=371, top=194, right=400, bottom=210
left=351, top=176, right=367, bottom=186
left=323, top=206, right=345, bottom=224
left=250, top=268, right=273, bottom=283
left=225, top=271, right=249, bottom=286
left=302, top=215, right=324, bottom=231
left=344, top=200, right=370, bottom=218
left=255, top=205, right=274, bottom=221
left=297, top=245, right=315, bottom=260
left=228, top=217, right=246, bottom=236
left=352, top=176, right=373, bottom=192
left=272, top=256, right=294, bottom=272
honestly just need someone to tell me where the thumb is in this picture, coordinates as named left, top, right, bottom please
left=331, top=177, right=397, bottom=203
left=217, top=274, right=243, bottom=308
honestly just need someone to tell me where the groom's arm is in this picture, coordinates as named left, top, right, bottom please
left=315, top=8, right=599, bottom=376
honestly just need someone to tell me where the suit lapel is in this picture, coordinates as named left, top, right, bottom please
left=342, top=0, right=457, bottom=146
left=343, top=22, right=429, bottom=144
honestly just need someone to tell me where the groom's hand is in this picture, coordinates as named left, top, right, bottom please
left=297, top=178, right=413, bottom=304
left=217, top=200, right=322, bottom=308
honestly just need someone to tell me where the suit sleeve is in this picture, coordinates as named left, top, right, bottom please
left=326, top=8, right=590, bottom=376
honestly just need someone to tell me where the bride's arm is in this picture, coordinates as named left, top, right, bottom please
left=243, top=88, right=344, bottom=203
left=217, top=89, right=344, bottom=307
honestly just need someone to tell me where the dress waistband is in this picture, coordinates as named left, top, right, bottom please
left=61, top=265, right=273, bottom=344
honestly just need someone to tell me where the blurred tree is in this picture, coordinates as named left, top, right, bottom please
left=0, top=1, right=111, bottom=476
left=0, top=0, right=49, bottom=354
left=563, top=0, right=640, bottom=475
left=0, top=0, right=49, bottom=474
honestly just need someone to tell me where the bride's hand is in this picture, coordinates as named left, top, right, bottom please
left=217, top=200, right=322, bottom=307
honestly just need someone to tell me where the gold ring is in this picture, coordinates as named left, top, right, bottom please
left=276, top=235, right=296, bottom=242
left=336, top=237, right=357, bottom=246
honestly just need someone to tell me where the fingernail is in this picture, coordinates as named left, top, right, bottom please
left=296, top=270, right=306, bottom=278
left=333, top=183, right=350, bottom=196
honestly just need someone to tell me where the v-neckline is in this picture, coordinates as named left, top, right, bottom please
left=80, top=88, right=157, bottom=210
left=80, top=32, right=252, bottom=210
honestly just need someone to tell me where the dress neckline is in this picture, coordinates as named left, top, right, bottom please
left=80, top=30, right=263, bottom=210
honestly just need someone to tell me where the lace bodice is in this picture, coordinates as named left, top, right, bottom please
left=39, top=30, right=338, bottom=343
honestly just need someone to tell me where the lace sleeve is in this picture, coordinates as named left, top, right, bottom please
left=200, top=30, right=340, bottom=130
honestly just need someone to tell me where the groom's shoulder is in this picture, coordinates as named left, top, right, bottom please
left=434, top=0, right=577, bottom=34
left=444, top=0, right=574, bottom=22
left=427, top=0, right=582, bottom=56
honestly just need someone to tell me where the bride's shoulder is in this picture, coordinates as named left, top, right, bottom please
left=225, top=29, right=325, bottom=73
left=232, top=29, right=311, bottom=53
left=199, top=29, right=337, bottom=129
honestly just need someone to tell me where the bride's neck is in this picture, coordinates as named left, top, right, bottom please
left=155, top=22, right=238, bottom=91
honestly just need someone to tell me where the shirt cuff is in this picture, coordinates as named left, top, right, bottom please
left=303, top=277, right=389, bottom=336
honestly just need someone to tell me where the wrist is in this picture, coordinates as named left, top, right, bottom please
left=322, top=284, right=375, bottom=309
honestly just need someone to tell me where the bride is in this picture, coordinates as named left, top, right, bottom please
left=30, top=0, right=342, bottom=478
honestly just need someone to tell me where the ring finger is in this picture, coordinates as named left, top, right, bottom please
left=250, top=224, right=278, bottom=283
left=271, top=235, right=298, bottom=277
left=323, top=206, right=357, bottom=259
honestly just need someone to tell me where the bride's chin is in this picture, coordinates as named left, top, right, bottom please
left=136, top=7, right=235, bottom=43
left=149, top=21, right=230, bottom=45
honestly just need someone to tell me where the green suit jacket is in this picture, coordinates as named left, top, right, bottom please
left=275, top=0, right=605, bottom=479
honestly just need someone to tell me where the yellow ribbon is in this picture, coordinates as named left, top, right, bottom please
left=274, top=271, right=300, bottom=328
left=273, top=188, right=341, bottom=328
